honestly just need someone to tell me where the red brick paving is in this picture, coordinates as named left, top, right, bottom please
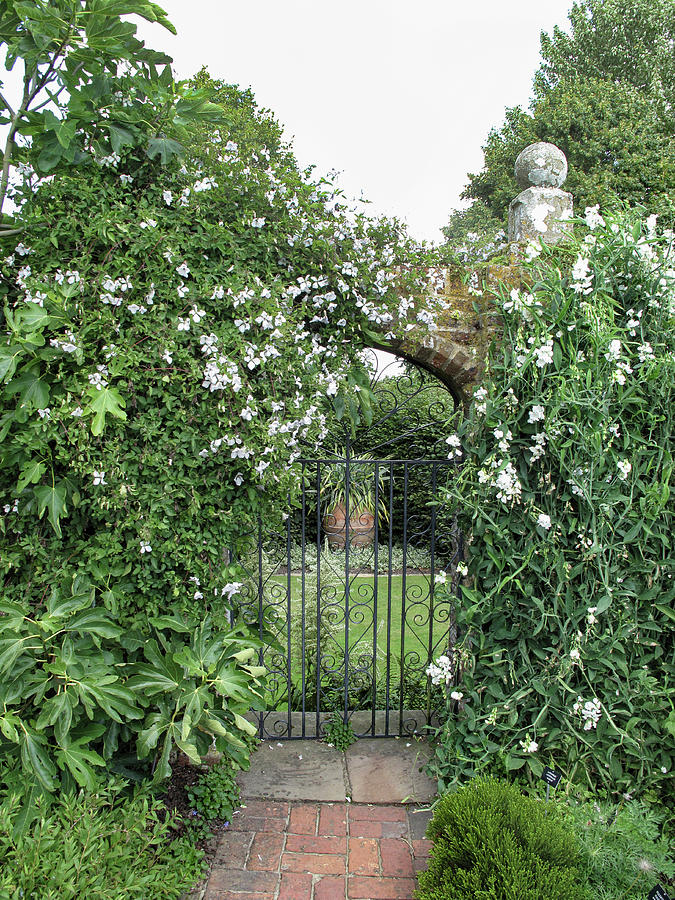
left=203, top=801, right=431, bottom=900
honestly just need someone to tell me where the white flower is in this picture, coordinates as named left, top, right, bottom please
left=528, top=405, right=545, bottom=424
left=617, top=459, right=632, bottom=480
left=450, top=691, right=463, bottom=702
left=163, top=190, right=173, bottom=205
left=519, top=739, right=538, bottom=753
left=93, top=470, right=106, bottom=485
left=445, top=434, right=462, bottom=459
left=569, top=648, right=581, bottom=661
left=646, top=214, right=658, bottom=236
left=139, top=218, right=157, bottom=229
left=456, top=562, right=468, bottom=577
left=605, top=339, right=622, bottom=362
left=434, top=570, right=447, bottom=585
left=176, top=262, right=190, bottom=278
left=162, top=349, right=173, bottom=364
left=222, top=582, right=243, bottom=599
left=534, top=339, right=554, bottom=368
left=37, top=407, right=50, bottom=419
left=88, top=372, right=108, bottom=390
left=140, top=540, right=152, bottom=554
left=537, top=513, right=552, bottom=531
left=119, top=174, right=133, bottom=185
left=584, top=205, right=605, bottom=230
left=587, top=606, right=598, bottom=625
left=234, top=472, right=244, bottom=486
left=71, top=406, right=84, bottom=417
left=637, top=342, right=654, bottom=362
left=189, top=306, right=206, bottom=324
left=177, top=317, right=190, bottom=332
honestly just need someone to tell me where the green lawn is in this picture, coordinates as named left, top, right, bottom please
left=263, top=571, right=454, bottom=699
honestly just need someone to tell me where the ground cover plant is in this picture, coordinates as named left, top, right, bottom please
left=561, top=798, right=674, bottom=898
left=0, top=776, right=205, bottom=900
left=429, top=207, right=675, bottom=801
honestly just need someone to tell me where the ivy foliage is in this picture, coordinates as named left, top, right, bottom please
left=429, top=208, right=675, bottom=800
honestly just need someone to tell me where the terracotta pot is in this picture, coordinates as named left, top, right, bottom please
left=322, top=503, right=375, bottom=550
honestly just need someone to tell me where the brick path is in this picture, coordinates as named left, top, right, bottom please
left=203, top=799, right=432, bottom=900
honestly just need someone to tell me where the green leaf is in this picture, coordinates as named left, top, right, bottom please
left=146, top=137, right=184, bottom=164
left=174, top=737, right=200, bottom=764
left=55, top=739, right=105, bottom=790
left=6, top=371, right=50, bottom=411
left=67, top=608, right=123, bottom=638
left=149, top=614, right=192, bottom=633
left=16, top=459, right=46, bottom=494
left=127, top=663, right=180, bottom=695
left=86, top=385, right=127, bottom=435
left=107, top=122, right=135, bottom=154
left=34, top=481, right=68, bottom=537
left=20, top=730, right=57, bottom=790
left=0, top=344, right=23, bottom=381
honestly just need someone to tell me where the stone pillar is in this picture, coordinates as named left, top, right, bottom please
left=507, top=142, right=573, bottom=246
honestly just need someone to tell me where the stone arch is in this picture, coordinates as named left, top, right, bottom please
left=366, top=141, right=574, bottom=407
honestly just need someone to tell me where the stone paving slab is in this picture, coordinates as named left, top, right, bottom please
left=237, top=740, right=347, bottom=802
left=237, top=737, right=435, bottom=805
left=345, top=739, right=435, bottom=804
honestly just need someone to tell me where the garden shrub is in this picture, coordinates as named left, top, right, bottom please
left=415, top=777, right=586, bottom=900
left=429, top=207, right=675, bottom=800
left=561, top=798, right=674, bottom=898
left=0, top=778, right=205, bottom=900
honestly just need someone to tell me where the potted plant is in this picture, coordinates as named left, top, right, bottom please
left=319, top=451, right=389, bottom=550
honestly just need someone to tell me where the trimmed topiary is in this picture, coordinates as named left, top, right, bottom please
left=415, top=778, right=587, bottom=900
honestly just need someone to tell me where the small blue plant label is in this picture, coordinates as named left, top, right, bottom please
left=648, top=887, right=671, bottom=900
left=540, top=767, right=562, bottom=788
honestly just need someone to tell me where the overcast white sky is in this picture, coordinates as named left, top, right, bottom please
left=136, top=0, right=573, bottom=244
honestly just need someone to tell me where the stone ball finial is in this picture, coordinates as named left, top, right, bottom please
left=514, top=142, right=568, bottom=190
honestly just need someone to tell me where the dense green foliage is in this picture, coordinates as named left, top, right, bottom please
left=429, top=208, right=675, bottom=800
left=323, top=711, right=357, bottom=751
left=444, top=0, right=675, bottom=256
left=186, top=757, right=242, bottom=825
left=561, top=798, right=674, bottom=898
left=0, top=0, right=223, bottom=225
left=0, top=597, right=265, bottom=818
left=0, top=49, right=441, bottom=819
left=0, top=778, right=205, bottom=899
left=415, top=778, right=586, bottom=900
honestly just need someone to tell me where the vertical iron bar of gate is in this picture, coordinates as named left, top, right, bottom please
left=315, top=462, right=322, bottom=737
left=301, top=463, right=307, bottom=737
left=257, top=517, right=264, bottom=736
left=371, top=462, right=380, bottom=736
left=399, top=462, right=409, bottom=736
left=427, top=463, right=438, bottom=724
left=343, top=439, right=351, bottom=724
left=286, top=499, right=292, bottom=738
left=385, top=462, right=394, bottom=736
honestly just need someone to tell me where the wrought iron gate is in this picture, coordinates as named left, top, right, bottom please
left=239, top=357, right=463, bottom=739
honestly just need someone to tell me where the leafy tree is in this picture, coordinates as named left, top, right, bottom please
left=444, top=0, right=675, bottom=254
left=534, top=0, right=675, bottom=108
left=0, top=0, right=221, bottom=229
